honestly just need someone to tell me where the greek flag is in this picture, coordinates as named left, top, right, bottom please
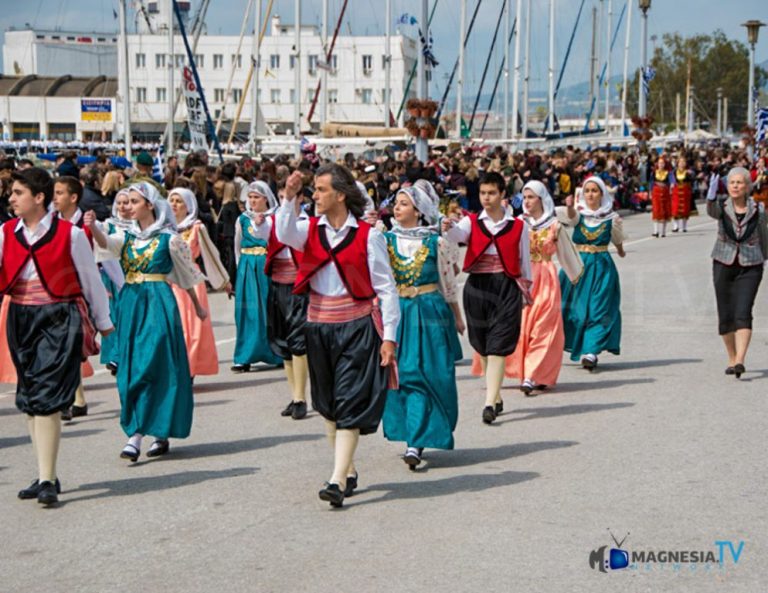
left=152, top=146, right=165, bottom=184
left=419, top=29, right=439, bottom=68
left=756, top=108, right=768, bottom=145
left=642, top=66, right=656, bottom=98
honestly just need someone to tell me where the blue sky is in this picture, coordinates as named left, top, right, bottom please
left=1, top=0, right=766, bottom=100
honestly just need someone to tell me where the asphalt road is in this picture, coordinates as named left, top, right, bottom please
left=1, top=204, right=766, bottom=593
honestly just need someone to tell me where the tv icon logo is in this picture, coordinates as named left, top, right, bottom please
left=589, top=546, right=629, bottom=573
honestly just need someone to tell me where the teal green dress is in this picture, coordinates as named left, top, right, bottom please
left=559, top=215, right=621, bottom=361
left=99, top=222, right=122, bottom=366
left=117, top=233, right=194, bottom=439
left=233, top=214, right=281, bottom=366
left=382, top=233, right=459, bottom=450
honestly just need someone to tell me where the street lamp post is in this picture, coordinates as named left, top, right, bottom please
left=638, top=0, right=651, bottom=119
left=742, top=19, right=765, bottom=160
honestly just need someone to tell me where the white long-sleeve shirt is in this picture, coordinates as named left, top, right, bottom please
left=444, top=210, right=533, bottom=283
left=276, top=201, right=400, bottom=342
left=0, top=212, right=113, bottom=331
left=235, top=211, right=307, bottom=266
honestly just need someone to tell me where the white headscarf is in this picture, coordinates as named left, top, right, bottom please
left=128, top=181, right=176, bottom=240
left=241, top=180, right=278, bottom=219
left=576, top=175, right=616, bottom=220
left=522, top=180, right=556, bottom=230
left=108, top=187, right=133, bottom=229
left=169, top=187, right=199, bottom=231
left=356, top=181, right=376, bottom=214
left=390, top=184, right=441, bottom=239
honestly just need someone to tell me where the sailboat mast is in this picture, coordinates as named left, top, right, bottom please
left=604, top=0, right=612, bottom=134
left=167, top=0, right=175, bottom=155
left=250, top=0, right=262, bottom=150
left=620, top=0, right=631, bottom=135
left=118, top=0, right=132, bottom=160
left=547, top=0, right=555, bottom=134
left=456, top=0, right=466, bottom=140
left=511, top=0, right=521, bottom=139
left=384, top=0, right=392, bottom=128
left=294, top=0, right=301, bottom=157
left=521, top=0, right=532, bottom=138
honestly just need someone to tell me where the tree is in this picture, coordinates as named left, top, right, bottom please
left=627, top=30, right=768, bottom=131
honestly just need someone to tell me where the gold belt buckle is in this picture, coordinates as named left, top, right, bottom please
left=399, top=285, right=418, bottom=298
left=126, top=271, right=144, bottom=283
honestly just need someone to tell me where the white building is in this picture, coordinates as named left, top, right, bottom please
left=1, top=1, right=420, bottom=142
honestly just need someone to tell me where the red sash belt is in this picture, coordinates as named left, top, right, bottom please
left=470, top=253, right=505, bottom=274
left=271, top=257, right=298, bottom=285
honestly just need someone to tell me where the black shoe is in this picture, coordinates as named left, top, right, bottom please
left=18, top=478, right=61, bottom=500
left=280, top=401, right=295, bottom=417
left=652, top=233, right=659, bottom=238
left=146, top=439, right=170, bottom=458
left=106, top=361, right=118, bottom=376
left=520, top=383, right=534, bottom=396
left=344, top=473, right=358, bottom=497
left=734, top=364, right=745, bottom=379
left=683, top=229, right=688, bottom=233
left=37, top=481, right=59, bottom=506
left=231, top=364, right=251, bottom=373
left=61, top=408, right=73, bottom=422
left=120, top=443, right=140, bottom=462
left=482, top=406, right=497, bottom=425
left=495, top=399, right=504, bottom=415
left=291, top=401, right=307, bottom=420
left=672, top=227, right=679, bottom=232
left=71, top=404, right=88, bottom=418
left=725, top=366, right=736, bottom=375
left=581, top=356, right=598, bottom=371
left=318, top=483, right=344, bottom=507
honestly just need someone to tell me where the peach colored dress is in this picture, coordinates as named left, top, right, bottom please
left=471, top=221, right=582, bottom=385
left=171, top=222, right=229, bottom=377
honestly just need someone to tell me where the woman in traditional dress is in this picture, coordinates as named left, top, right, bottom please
left=382, top=183, right=463, bottom=469
left=470, top=180, right=583, bottom=394
left=650, top=156, right=672, bottom=237
left=96, top=188, right=132, bottom=374
left=559, top=176, right=626, bottom=371
left=88, top=182, right=207, bottom=461
left=168, top=187, right=231, bottom=379
left=671, top=156, right=694, bottom=233
left=231, top=182, right=282, bottom=371
left=706, top=168, right=768, bottom=378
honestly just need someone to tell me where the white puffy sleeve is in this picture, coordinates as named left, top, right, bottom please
left=167, top=233, right=205, bottom=290
left=437, top=237, right=459, bottom=303
left=611, top=216, right=627, bottom=245
left=196, top=223, right=229, bottom=290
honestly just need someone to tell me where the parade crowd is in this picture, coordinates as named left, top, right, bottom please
left=1, top=139, right=766, bottom=508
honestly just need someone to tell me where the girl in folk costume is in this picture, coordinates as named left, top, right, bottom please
left=168, top=188, right=231, bottom=378
left=277, top=165, right=400, bottom=509
left=240, top=181, right=310, bottom=419
left=382, top=183, right=463, bottom=470
left=559, top=176, right=626, bottom=371
left=231, top=182, right=282, bottom=372
left=442, top=172, right=532, bottom=425
left=87, top=182, right=207, bottom=461
left=650, top=156, right=673, bottom=237
left=470, top=181, right=583, bottom=395
left=95, top=189, right=132, bottom=375
left=1, top=168, right=113, bottom=506
left=671, top=156, right=695, bottom=232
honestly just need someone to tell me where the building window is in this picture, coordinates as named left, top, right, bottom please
left=194, top=54, right=204, bottom=68
left=256, top=89, right=262, bottom=103
left=270, top=54, right=280, bottom=69
left=362, top=54, right=372, bottom=74
left=361, top=89, right=373, bottom=104
left=271, top=89, right=281, bottom=104
left=175, top=54, right=185, bottom=67
left=156, top=87, right=167, bottom=102
left=214, top=88, right=226, bottom=102
left=136, top=87, right=147, bottom=103
left=289, top=89, right=295, bottom=104
left=307, top=88, right=316, bottom=103
left=329, top=54, right=338, bottom=75
left=213, top=54, right=223, bottom=69
left=155, top=54, right=166, bottom=68
left=328, top=89, right=338, bottom=104
left=232, top=88, right=243, bottom=104
left=308, top=54, right=318, bottom=75
left=289, top=55, right=296, bottom=70
left=136, top=53, right=146, bottom=68
left=231, top=54, right=242, bottom=68
left=382, top=54, right=390, bottom=70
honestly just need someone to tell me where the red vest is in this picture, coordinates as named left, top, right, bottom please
left=293, top=218, right=375, bottom=299
left=0, top=217, right=84, bottom=298
left=463, top=213, right=524, bottom=278
left=264, top=215, right=302, bottom=275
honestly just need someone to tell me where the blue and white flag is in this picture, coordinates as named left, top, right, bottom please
left=756, top=107, right=768, bottom=145
left=152, top=145, right=165, bottom=184
left=397, top=13, right=418, bottom=26
left=642, top=66, right=656, bottom=98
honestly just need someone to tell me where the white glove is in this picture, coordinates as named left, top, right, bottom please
left=706, top=173, right=720, bottom=201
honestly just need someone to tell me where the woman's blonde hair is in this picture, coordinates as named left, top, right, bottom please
left=101, top=170, right=123, bottom=195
